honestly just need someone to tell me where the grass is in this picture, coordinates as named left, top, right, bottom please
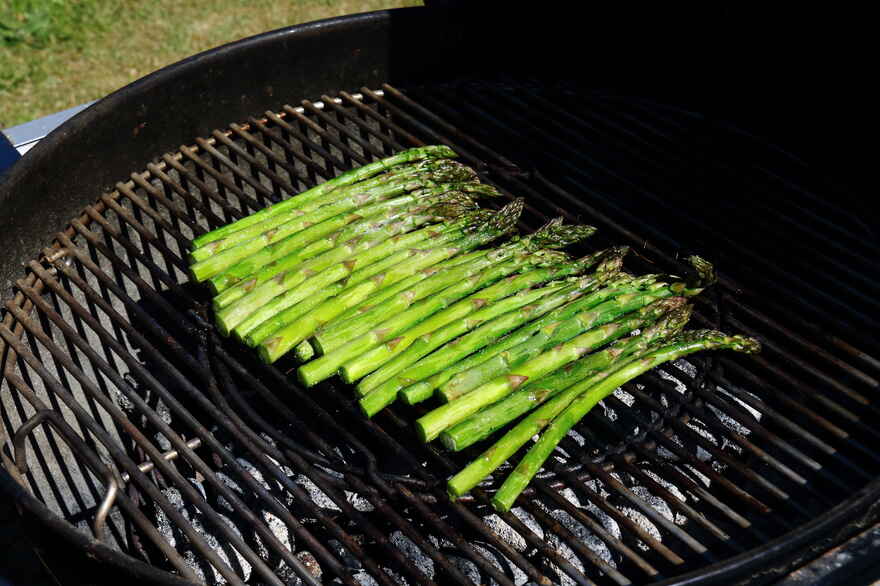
left=0, top=0, right=421, bottom=128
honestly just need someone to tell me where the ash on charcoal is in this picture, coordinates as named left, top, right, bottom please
left=543, top=537, right=586, bottom=586
left=540, top=501, right=615, bottom=567
left=472, top=542, right=528, bottom=586
left=656, top=368, right=687, bottom=394
left=353, top=570, right=380, bottom=586
left=294, top=474, right=341, bottom=512
left=631, top=485, right=678, bottom=525
left=683, top=464, right=711, bottom=488
left=262, top=511, right=292, bottom=553
left=390, top=531, right=434, bottom=580
left=620, top=507, right=661, bottom=550
left=707, top=402, right=757, bottom=437
left=612, top=387, right=635, bottom=406
left=510, top=507, right=544, bottom=540
left=236, top=458, right=272, bottom=491
left=158, top=486, right=252, bottom=584
left=345, top=490, right=375, bottom=512
left=484, top=513, right=526, bottom=552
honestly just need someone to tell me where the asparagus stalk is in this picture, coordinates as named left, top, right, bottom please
left=313, top=219, right=597, bottom=355
left=434, top=281, right=688, bottom=403
left=440, top=303, right=692, bottom=451
left=359, top=274, right=599, bottom=418
left=295, top=249, right=490, bottom=359
left=490, top=330, right=761, bottom=512
left=352, top=247, right=607, bottom=398
left=394, top=251, right=630, bottom=404
left=229, top=209, right=485, bottom=340
left=258, top=199, right=525, bottom=363
left=191, top=159, right=476, bottom=261
left=297, top=248, right=564, bottom=386
left=192, top=145, right=457, bottom=248
left=244, top=249, right=489, bottom=349
left=414, top=296, right=688, bottom=442
left=191, top=181, right=490, bottom=282
left=215, top=208, right=462, bottom=336
left=209, top=188, right=477, bottom=297
left=394, top=261, right=622, bottom=407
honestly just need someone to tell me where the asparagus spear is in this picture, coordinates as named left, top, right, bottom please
left=243, top=246, right=491, bottom=348
left=209, top=188, right=477, bottom=297
left=352, top=247, right=607, bottom=398
left=490, top=330, right=761, bottom=512
left=414, top=296, right=688, bottom=442
left=313, top=219, right=597, bottom=355
left=297, top=248, right=566, bottom=386
left=191, top=159, right=476, bottom=261
left=229, top=209, right=486, bottom=340
left=440, top=303, right=692, bottom=451
left=191, top=181, right=492, bottom=282
left=393, top=259, right=622, bottom=407
left=215, top=208, right=463, bottom=336
left=258, top=199, right=525, bottom=363
left=359, top=273, right=602, bottom=418
left=394, top=251, right=630, bottom=404
left=192, top=145, right=456, bottom=248
left=434, top=281, right=690, bottom=403
left=292, top=249, right=491, bottom=359
left=436, top=253, right=717, bottom=404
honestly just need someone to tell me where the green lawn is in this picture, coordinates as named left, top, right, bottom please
left=0, top=0, right=421, bottom=128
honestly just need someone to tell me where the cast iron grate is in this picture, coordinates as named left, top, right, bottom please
left=1, top=81, right=878, bottom=586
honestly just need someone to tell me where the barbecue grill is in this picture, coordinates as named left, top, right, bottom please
left=1, top=4, right=877, bottom=585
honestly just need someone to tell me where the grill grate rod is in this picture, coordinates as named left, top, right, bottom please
left=2, top=84, right=878, bottom=585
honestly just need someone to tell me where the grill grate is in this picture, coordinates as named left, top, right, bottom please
left=2, top=82, right=879, bottom=585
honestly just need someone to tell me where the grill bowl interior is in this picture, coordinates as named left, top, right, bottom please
left=1, top=7, right=878, bottom=586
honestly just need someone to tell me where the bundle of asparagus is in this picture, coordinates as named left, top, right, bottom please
left=189, top=145, right=760, bottom=513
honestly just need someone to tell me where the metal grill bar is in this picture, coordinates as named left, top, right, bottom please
left=2, top=83, right=878, bottom=586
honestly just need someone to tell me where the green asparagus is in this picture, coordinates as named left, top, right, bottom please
left=490, top=330, right=761, bottom=512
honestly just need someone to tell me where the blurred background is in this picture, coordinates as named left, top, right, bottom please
left=0, top=0, right=421, bottom=128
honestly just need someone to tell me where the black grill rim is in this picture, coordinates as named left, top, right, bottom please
left=1, top=7, right=877, bottom=586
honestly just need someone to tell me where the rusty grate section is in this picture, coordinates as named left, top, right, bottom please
left=2, top=83, right=879, bottom=586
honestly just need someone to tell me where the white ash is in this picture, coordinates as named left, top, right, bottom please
left=631, top=485, right=686, bottom=526
left=483, top=513, right=527, bottom=552
left=707, top=403, right=753, bottom=438
left=612, top=387, right=635, bottom=406
left=543, top=536, right=586, bottom=586
left=718, top=385, right=763, bottom=422
left=113, top=377, right=137, bottom=411
left=353, top=570, right=380, bottom=586
left=673, top=358, right=697, bottom=378
left=446, top=555, right=481, bottom=586
left=567, top=429, right=586, bottom=446
left=655, top=445, right=678, bottom=461
left=390, top=530, right=434, bottom=580
left=548, top=507, right=615, bottom=567
left=682, top=464, right=711, bottom=488
left=711, top=459, right=728, bottom=475
left=261, top=511, right=292, bottom=553
left=472, top=542, right=528, bottom=586
left=294, top=474, right=340, bottom=512
left=235, top=458, right=272, bottom=491
left=327, top=539, right=362, bottom=571
left=602, top=402, right=618, bottom=422
left=510, top=507, right=545, bottom=540
left=643, top=469, right=688, bottom=505
left=619, top=507, right=661, bottom=550
left=264, top=452, right=296, bottom=478
left=159, top=486, right=253, bottom=584
left=344, top=490, right=375, bottom=512
left=656, top=368, right=687, bottom=395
